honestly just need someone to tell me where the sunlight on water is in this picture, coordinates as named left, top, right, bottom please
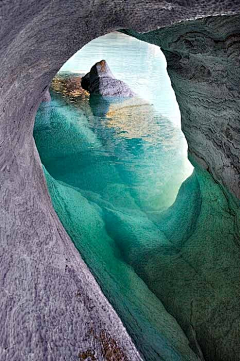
left=34, top=32, right=195, bottom=360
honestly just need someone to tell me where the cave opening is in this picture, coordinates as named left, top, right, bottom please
left=1, top=1, right=240, bottom=359
left=33, top=31, right=197, bottom=359
left=35, top=31, right=193, bottom=212
left=32, top=22, right=240, bottom=361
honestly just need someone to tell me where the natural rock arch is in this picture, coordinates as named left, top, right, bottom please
left=1, top=1, right=240, bottom=361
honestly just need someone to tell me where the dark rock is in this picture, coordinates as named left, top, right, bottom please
left=81, top=60, right=135, bottom=97
left=81, top=72, right=90, bottom=92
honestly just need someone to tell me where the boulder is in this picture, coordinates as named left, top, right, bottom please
left=81, top=60, right=135, bottom=97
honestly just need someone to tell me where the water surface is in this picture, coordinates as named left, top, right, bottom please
left=61, top=32, right=180, bottom=124
left=34, top=32, right=195, bottom=360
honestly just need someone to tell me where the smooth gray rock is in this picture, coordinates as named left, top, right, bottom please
left=81, top=60, right=135, bottom=97
left=1, top=1, right=240, bottom=361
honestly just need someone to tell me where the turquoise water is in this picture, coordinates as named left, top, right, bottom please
left=34, top=33, right=195, bottom=360
left=60, top=32, right=181, bottom=124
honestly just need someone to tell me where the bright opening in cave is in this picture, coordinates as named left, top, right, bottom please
left=35, top=31, right=193, bottom=211
left=33, top=32, right=195, bottom=358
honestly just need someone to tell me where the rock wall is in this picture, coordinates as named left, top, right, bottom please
left=124, top=17, right=240, bottom=359
left=125, top=14, right=240, bottom=199
left=1, top=1, right=240, bottom=360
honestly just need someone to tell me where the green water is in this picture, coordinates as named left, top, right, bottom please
left=34, top=33, right=197, bottom=360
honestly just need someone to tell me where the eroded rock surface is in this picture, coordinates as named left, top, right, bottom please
left=125, top=15, right=240, bottom=199
left=122, top=15, right=240, bottom=360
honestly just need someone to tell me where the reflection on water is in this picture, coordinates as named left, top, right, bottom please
left=34, top=32, right=195, bottom=360
left=88, top=94, right=191, bottom=212
left=61, top=32, right=181, bottom=125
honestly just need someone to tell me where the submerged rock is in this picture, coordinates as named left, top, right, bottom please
left=81, top=60, right=135, bottom=97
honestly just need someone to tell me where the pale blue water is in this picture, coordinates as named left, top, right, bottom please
left=34, top=32, right=194, bottom=360
left=61, top=32, right=181, bottom=124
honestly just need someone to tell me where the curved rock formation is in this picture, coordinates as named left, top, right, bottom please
left=1, top=1, right=240, bottom=361
left=81, top=60, right=135, bottom=97
left=124, top=14, right=240, bottom=199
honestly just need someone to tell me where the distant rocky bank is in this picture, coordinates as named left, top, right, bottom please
left=51, top=72, right=88, bottom=101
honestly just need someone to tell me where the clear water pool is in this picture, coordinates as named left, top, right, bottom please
left=34, top=32, right=195, bottom=360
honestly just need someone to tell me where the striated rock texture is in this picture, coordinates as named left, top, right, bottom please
left=122, top=16, right=240, bottom=360
left=81, top=60, right=135, bottom=97
left=125, top=14, right=240, bottom=199
left=1, top=1, right=240, bottom=361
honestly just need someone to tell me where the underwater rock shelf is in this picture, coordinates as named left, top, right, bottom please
left=1, top=1, right=240, bottom=361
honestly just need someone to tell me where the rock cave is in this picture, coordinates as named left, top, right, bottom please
left=0, top=2, right=240, bottom=361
